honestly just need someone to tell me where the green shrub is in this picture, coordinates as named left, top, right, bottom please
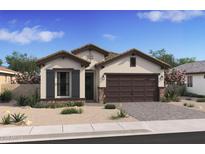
left=104, top=104, right=116, bottom=109
left=11, top=113, right=27, bottom=123
left=61, top=107, right=83, bottom=114
left=1, top=114, right=11, bottom=125
left=197, top=98, right=205, bottom=102
left=0, top=90, right=12, bottom=102
left=111, top=109, right=127, bottom=119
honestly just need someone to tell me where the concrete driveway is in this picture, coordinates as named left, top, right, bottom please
left=119, top=102, right=205, bottom=121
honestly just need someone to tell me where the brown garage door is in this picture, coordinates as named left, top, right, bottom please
left=106, top=74, right=159, bottom=102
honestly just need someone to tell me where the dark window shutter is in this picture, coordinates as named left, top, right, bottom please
left=46, top=70, right=55, bottom=99
left=72, top=70, right=80, bottom=98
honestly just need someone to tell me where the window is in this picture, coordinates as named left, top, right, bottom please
left=56, top=72, right=71, bottom=97
left=130, top=57, right=136, bottom=67
left=187, top=76, right=193, bottom=87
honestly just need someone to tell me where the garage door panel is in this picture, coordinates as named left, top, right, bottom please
left=106, top=74, right=159, bottom=102
left=132, top=97, right=145, bottom=101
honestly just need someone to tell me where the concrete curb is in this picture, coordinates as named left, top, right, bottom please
left=1, top=119, right=205, bottom=143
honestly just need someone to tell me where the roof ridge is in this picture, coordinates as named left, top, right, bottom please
left=37, top=50, right=90, bottom=66
left=71, top=43, right=109, bottom=56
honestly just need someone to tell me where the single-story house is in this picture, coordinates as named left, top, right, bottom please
left=0, top=66, right=17, bottom=93
left=37, top=44, right=170, bottom=103
left=175, top=61, right=205, bottom=96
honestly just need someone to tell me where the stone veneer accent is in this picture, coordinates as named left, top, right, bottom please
left=159, top=87, right=165, bottom=98
left=98, top=87, right=106, bottom=103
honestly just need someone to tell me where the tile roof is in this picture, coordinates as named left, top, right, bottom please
left=0, top=66, right=17, bottom=75
left=71, top=44, right=109, bottom=56
left=95, top=48, right=170, bottom=69
left=175, top=61, right=205, bottom=74
left=37, top=50, right=90, bottom=67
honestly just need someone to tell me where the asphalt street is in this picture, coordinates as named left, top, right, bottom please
left=16, top=131, right=205, bottom=144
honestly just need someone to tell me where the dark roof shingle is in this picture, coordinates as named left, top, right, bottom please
left=175, top=61, right=205, bottom=74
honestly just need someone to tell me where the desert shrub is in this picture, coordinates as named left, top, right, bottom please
left=160, top=96, right=168, bottom=102
left=1, top=114, right=11, bottom=125
left=111, top=109, right=127, bottom=119
left=104, top=104, right=116, bottom=109
left=61, top=107, right=83, bottom=114
left=162, top=84, right=182, bottom=102
left=11, top=113, right=27, bottom=123
left=17, top=90, right=40, bottom=107
left=183, top=92, right=205, bottom=98
left=33, top=103, right=62, bottom=108
left=0, top=90, right=12, bottom=102
left=197, top=98, right=205, bottom=102
left=17, top=95, right=30, bottom=106
left=183, top=103, right=194, bottom=107
left=33, top=101, right=84, bottom=109
left=32, top=102, right=48, bottom=108
left=65, top=101, right=84, bottom=107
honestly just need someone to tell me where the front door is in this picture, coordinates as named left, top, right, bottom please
left=85, top=72, right=94, bottom=100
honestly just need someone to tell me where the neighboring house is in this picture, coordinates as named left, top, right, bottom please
left=175, top=61, right=205, bottom=96
left=0, top=66, right=17, bottom=93
left=37, top=44, right=170, bottom=103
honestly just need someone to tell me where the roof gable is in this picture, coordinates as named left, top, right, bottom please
left=71, top=44, right=109, bottom=56
left=37, top=50, right=90, bottom=67
left=95, top=48, right=170, bottom=69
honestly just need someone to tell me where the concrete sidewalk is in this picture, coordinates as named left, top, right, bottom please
left=1, top=119, right=205, bottom=143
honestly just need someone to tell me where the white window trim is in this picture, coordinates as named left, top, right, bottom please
left=187, top=75, right=193, bottom=87
left=55, top=70, right=72, bottom=98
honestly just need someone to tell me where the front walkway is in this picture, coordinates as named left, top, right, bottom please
left=2, top=119, right=205, bottom=143
left=120, top=102, right=205, bottom=121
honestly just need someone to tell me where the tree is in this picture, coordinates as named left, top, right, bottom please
left=176, top=57, right=196, bottom=66
left=150, top=49, right=176, bottom=67
left=6, top=51, right=39, bottom=74
left=149, top=49, right=196, bottom=68
left=0, top=59, right=2, bottom=66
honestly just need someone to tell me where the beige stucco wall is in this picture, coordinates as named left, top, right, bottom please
left=40, top=57, right=85, bottom=99
left=98, top=54, right=165, bottom=88
left=186, top=74, right=205, bottom=95
left=0, top=74, right=14, bottom=93
left=75, top=50, right=105, bottom=101
left=0, top=74, right=13, bottom=84
left=75, top=50, right=105, bottom=70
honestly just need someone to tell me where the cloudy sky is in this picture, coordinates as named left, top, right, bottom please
left=0, top=10, right=205, bottom=63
